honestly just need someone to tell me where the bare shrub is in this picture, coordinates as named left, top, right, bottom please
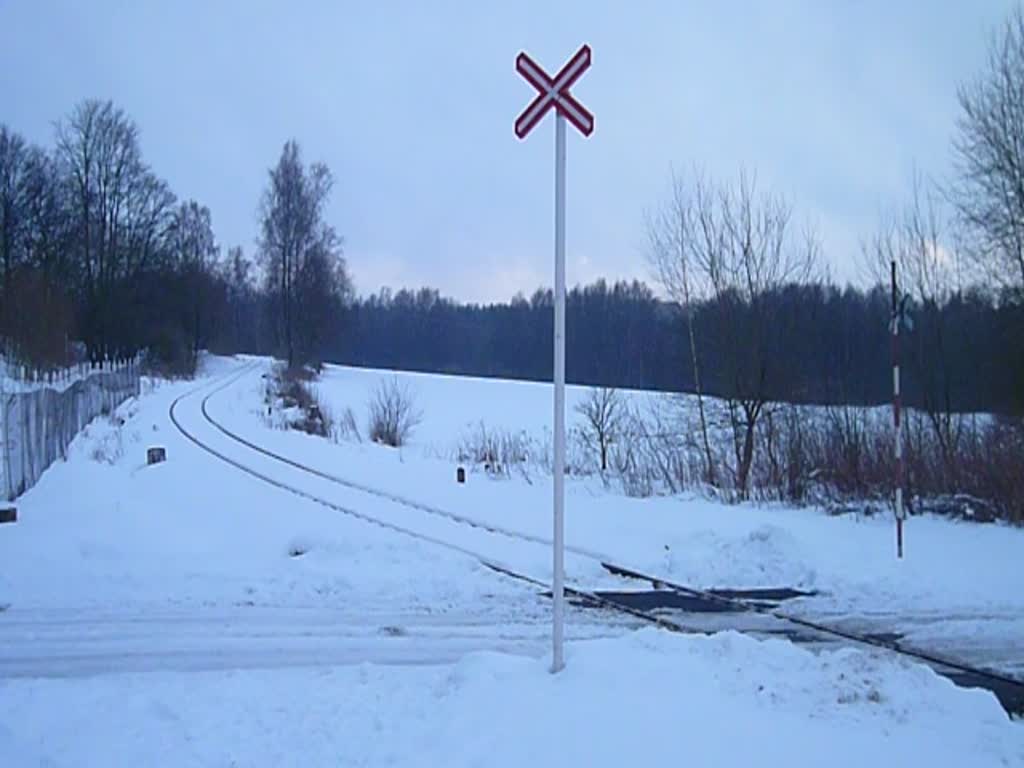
left=288, top=388, right=327, bottom=437
left=746, top=405, right=1024, bottom=524
left=575, top=387, right=624, bottom=472
left=615, top=397, right=727, bottom=498
left=265, top=364, right=365, bottom=444
left=531, top=424, right=598, bottom=479
left=939, top=416, right=1024, bottom=524
left=565, top=426, right=594, bottom=477
left=272, top=365, right=330, bottom=438
left=300, top=398, right=332, bottom=439
left=456, top=422, right=533, bottom=478
left=604, top=405, right=667, bottom=497
left=284, top=364, right=317, bottom=383
left=334, top=406, right=361, bottom=443
left=581, top=390, right=1023, bottom=524
left=607, top=418, right=657, bottom=497
left=368, top=377, right=422, bottom=447
left=89, top=415, right=125, bottom=464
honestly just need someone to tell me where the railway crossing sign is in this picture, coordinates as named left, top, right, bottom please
left=515, top=45, right=594, bottom=139
left=515, top=44, right=593, bottom=674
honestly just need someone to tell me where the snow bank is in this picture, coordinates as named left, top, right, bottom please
left=661, top=523, right=818, bottom=589
left=2, top=629, right=1020, bottom=767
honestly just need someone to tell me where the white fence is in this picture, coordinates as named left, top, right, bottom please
left=0, top=361, right=140, bottom=501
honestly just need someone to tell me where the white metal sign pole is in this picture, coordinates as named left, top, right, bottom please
left=515, top=43, right=591, bottom=673
left=552, top=112, right=567, bottom=673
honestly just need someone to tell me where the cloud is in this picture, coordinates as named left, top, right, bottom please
left=1, top=1, right=1013, bottom=302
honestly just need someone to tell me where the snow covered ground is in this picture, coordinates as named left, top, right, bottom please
left=3, top=629, right=1020, bottom=767
left=0, top=356, right=1021, bottom=766
left=220, top=360, right=1024, bottom=677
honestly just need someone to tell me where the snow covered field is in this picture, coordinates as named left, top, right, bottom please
left=0, top=356, right=1021, bottom=766
left=238, top=361, right=1024, bottom=675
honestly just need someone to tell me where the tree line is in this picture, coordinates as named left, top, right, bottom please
left=329, top=277, right=1021, bottom=417
left=0, top=102, right=349, bottom=375
left=1, top=101, right=219, bottom=372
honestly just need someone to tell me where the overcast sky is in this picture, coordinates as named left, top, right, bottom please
left=0, top=1, right=1014, bottom=302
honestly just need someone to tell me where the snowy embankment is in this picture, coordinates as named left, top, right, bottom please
left=0, top=356, right=1021, bottom=766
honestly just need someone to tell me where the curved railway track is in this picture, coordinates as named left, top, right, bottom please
left=171, top=362, right=1024, bottom=715
left=169, top=364, right=687, bottom=633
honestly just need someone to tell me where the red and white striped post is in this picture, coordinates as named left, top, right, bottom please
left=891, top=259, right=905, bottom=559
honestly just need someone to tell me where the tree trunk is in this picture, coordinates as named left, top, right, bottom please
left=1, top=199, right=11, bottom=337
left=686, top=309, right=716, bottom=487
left=286, top=252, right=294, bottom=369
left=737, top=420, right=756, bottom=500
left=735, top=400, right=763, bottom=500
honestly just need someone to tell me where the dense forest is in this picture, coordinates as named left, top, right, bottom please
left=334, top=280, right=1023, bottom=415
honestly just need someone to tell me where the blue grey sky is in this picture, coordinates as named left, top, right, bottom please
left=0, top=1, right=1014, bottom=301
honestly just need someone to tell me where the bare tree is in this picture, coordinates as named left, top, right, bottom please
left=864, top=176, right=960, bottom=305
left=293, top=240, right=353, bottom=365
left=0, top=127, right=77, bottom=367
left=258, top=140, right=347, bottom=369
left=575, top=386, right=624, bottom=471
left=866, top=176, right=967, bottom=484
left=224, top=245, right=255, bottom=351
left=56, top=99, right=172, bottom=359
left=167, top=200, right=220, bottom=366
left=953, top=7, right=1024, bottom=295
left=660, top=170, right=817, bottom=499
left=0, top=126, right=29, bottom=325
left=2, top=100, right=253, bottom=373
left=647, top=170, right=716, bottom=487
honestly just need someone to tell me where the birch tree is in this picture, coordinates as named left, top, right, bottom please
left=258, top=140, right=347, bottom=368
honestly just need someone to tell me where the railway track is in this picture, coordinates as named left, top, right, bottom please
left=169, top=364, right=689, bottom=634
left=172, top=362, right=1024, bottom=715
